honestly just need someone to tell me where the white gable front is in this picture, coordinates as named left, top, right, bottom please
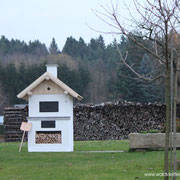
left=17, top=72, right=83, bottom=101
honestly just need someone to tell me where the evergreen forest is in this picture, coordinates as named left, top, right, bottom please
left=0, top=34, right=165, bottom=113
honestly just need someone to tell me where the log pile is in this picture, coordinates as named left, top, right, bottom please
left=74, top=101, right=166, bottom=141
left=36, top=131, right=61, bottom=144
left=4, top=107, right=28, bottom=142
left=3, top=101, right=173, bottom=141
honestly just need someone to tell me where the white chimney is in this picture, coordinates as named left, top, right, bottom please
left=46, top=64, right=59, bottom=78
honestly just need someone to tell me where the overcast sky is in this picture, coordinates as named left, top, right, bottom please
left=0, top=0, right=133, bottom=50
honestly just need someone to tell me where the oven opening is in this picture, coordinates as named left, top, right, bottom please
left=35, top=131, right=62, bottom=144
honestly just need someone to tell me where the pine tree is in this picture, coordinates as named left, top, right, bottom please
left=49, top=38, right=60, bottom=55
left=137, top=53, right=164, bottom=103
left=105, top=39, right=119, bottom=67
left=88, top=38, right=99, bottom=61
left=114, top=34, right=146, bottom=102
left=62, top=36, right=79, bottom=57
left=28, top=40, right=48, bottom=56
left=78, top=37, right=88, bottom=59
left=0, top=36, right=10, bottom=55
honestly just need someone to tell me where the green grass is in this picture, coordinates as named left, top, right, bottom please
left=75, top=140, right=128, bottom=151
left=0, top=140, right=180, bottom=180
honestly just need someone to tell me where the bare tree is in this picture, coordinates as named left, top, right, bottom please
left=93, top=0, right=180, bottom=179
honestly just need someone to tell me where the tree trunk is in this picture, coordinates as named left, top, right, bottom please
left=164, top=67, right=171, bottom=180
left=173, top=68, right=177, bottom=180
left=172, top=48, right=179, bottom=179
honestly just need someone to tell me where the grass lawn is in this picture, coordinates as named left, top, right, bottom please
left=0, top=140, right=180, bottom=180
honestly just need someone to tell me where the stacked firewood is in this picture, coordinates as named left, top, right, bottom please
left=74, top=101, right=166, bottom=141
left=4, top=107, right=28, bottom=142
left=4, top=101, right=177, bottom=142
left=36, top=132, right=61, bottom=144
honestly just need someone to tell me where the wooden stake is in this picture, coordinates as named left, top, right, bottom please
left=19, top=131, right=26, bottom=152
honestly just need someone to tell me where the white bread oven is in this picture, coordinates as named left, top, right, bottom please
left=17, top=64, right=82, bottom=152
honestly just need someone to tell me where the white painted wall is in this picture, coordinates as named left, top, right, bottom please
left=28, top=94, right=74, bottom=152
left=28, top=117, right=73, bottom=152
left=29, top=94, right=73, bottom=117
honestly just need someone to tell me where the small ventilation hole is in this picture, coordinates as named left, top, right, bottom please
left=47, top=87, right=51, bottom=91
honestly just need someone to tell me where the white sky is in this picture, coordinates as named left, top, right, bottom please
left=0, top=0, right=134, bottom=50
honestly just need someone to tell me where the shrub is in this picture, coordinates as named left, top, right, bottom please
left=139, top=129, right=160, bottom=134
left=0, top=125, right=4, bottom=135
left=139, top=131, right=147, bottom=134
left=149, top=129, right=160, bottom=133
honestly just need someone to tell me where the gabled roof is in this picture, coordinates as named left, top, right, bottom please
left=17, top=72, right=83, bottom=100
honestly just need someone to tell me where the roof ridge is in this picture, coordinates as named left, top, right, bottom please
left=17, top=72, right=83, bottom=100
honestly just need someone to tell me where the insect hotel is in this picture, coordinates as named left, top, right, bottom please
left=17, top=64, right=83, bottom=152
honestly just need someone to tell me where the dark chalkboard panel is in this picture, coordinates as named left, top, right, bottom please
left=39, top=101, right=58, bottom=112
left=41, top=121, right=55, bottom=128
